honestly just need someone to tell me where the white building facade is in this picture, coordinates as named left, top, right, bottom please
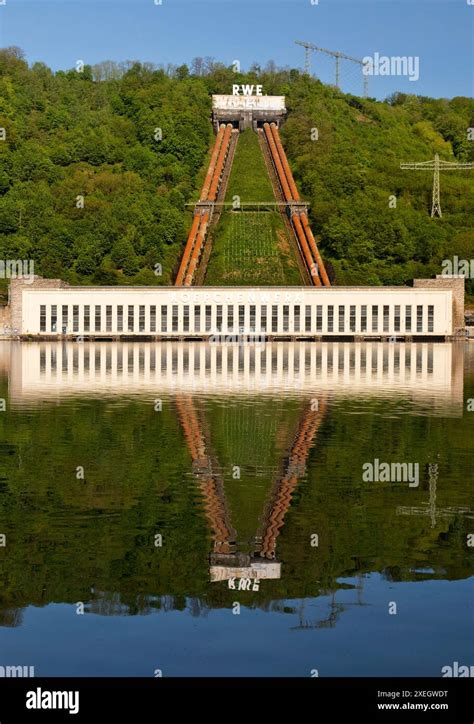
left=8, top=279, right=462, bottom=339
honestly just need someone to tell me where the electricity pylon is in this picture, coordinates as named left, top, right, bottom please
left=400, top=153, right=474, bottom=218
left=295, top=40, right=369, bottom=97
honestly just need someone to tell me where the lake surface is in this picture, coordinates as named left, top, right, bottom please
left=0, top=340, right=472, bottom=677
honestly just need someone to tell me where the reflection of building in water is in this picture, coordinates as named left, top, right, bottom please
left=7, top=341, right=464, bottom=414
left=175, top=392, right=327, bottom=582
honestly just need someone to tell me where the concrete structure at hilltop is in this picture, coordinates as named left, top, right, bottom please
left=212, top=94, right=286, bottom=131
left=0, top=275, right=465, bottom=341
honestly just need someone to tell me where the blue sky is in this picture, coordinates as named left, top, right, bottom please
left=0, top=0, right=472, bottom=100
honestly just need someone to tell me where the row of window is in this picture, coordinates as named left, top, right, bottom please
left=38, top=345, right=436, bottom=376
left=39, top=303, right=436, bottom=334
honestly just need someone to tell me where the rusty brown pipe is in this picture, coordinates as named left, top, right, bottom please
left=184, top=125, right=233, bottom=285
left=270, top=124, right=330, bottom=287
left=175, top=124, right=226, bottom=286
left=292, top=213, right=320, bottom=286
left=208, top=123, right=233, bottom=201
left=270, top=123, right=300, bottom=202
left=184, top=211, right=209, bottom=286
left=175, top=213, right=201, bottom=286
left=263, top=123, right=293, bottom=202
left=200, top=124, right=226, bottom=201
left=300, top=212, right=331, bottom=287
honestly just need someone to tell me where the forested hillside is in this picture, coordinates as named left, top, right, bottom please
left=0, top=47, right=473, bottom=294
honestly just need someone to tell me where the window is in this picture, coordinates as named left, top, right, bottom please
left=139, top=305, right=145, bottom=332
left=194, top=306, right=201, bottom=333
left=40, top=305, right=46, bottom=332
left=106, top=305, right=113, bottom=333
left=73, top=305, right=79, bottom=333
left=305, top=305, right=312, bottom=333
left=150, top=306, right=156, bottom=333
left=405, top=305, right=412, bottom=333
left=272, top=305, right=278, bottom=333
left=338, top=305, right=345, bottom=333
left=294, top=305, right=300, bottom=333
left=239, top=305, right=245, bottom=332
left=361, top=305, right=367, bottom=332
left=327, top=305, right=334, bottom=333
left=205, top=305, right=212, bottom=332
left=383, top=305, right=389, bottom=333
left=316, top=305, right=322, bottom=333
left=428, top=305, right=434, bottom=333
left=283, top=305, right=289, bottom=332
left=183, top=305, right=190, bottom=333
left=417, top=305, right=423, bottom=333
left=394, top=305, right=400, bottom=333
left=84, top=305, right=90, bottom=333
left=350, top=305, right=356, bottom=333
left=62, top=305, right=68, bottom=334
left=249, top=305, right=255, bottom=332
left=372, top=305, right=378, bottom=333
left=95, top=305, right=102, bottom=333
left=161, top=305, right=167, bottom=333
left=217, top=305, right=223, bottom=332
left=127, top=305, right=134, bottom=333
left=116, top=306, right=123, bottom=333
left=172, top=305, right=179, bottom=332
left=51, top=305, right=57, bottom=333
left=227, top=305, right=233, bottom=333
left=260, top=305, right=267, bottom=333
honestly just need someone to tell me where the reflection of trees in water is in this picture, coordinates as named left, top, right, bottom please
left=80, top=592, right=212, bottom=618
left=0, top=378, right=473, bottom=627
left=0, top=607, right=23, bottom=627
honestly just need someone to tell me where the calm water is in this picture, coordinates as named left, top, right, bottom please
left=0, top=340, right=472, bottom=677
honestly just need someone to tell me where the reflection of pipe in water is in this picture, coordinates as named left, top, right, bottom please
left=175, top=391, right=328, bottom=579
left=257, top=398, right=328, bottom=559
left=175, top=395, right=236, bottom=555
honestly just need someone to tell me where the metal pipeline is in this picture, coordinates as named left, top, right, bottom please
left=270, top=123, right=330, bottom=287
left=183, top=125, right=233, bottom=285
left=292, top=213, right=320, bottom=286
left=300, top=212, right=331, bottom=287
left=176, top=123, right=232, bottom=286
left=263, top=123, right=293, bottom=202
left=200, top=124, right=226, bottom=201
left=208, top=123, right=233, bottom=201
left=270, top=123, right=300, bottom=202
left=184, top=211, right=209, bottom=286
left=175, top=212, right=201, bottom=286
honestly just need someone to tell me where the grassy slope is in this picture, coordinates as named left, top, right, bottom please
left=205, top=129, right=302, bottom=285
left=224, top=128, right=274, bottom=202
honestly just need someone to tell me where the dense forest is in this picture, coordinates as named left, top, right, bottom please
left=0, top=47, right=473, bottom=296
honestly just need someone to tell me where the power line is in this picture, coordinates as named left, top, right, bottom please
left=295, top=40, right=369, bottom=98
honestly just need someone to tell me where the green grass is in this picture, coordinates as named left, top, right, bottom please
left=205, top=129, right=303, bottom=285
left=225, top=129, right=275, bottom=203
left=205, top=211, right=302, bottom=286
left=205, top=397, right=303, bottom=550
